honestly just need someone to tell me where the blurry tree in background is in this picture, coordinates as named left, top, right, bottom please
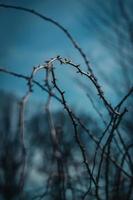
left=83, top=0, right=132, bottom=89
left=0, top=1, right=133, bottom=200
left=82, top=0, right=133, bottom=148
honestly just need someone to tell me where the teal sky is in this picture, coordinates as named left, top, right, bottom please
left=0, top=0, right=132, bottom=114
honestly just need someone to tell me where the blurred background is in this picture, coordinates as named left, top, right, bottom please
left=0, top=0, right=133, bottom=199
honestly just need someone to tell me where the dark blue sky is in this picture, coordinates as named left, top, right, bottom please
left=0, top=0, right=131, bottom=113
left=0, top=0, right=94, bottom=111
